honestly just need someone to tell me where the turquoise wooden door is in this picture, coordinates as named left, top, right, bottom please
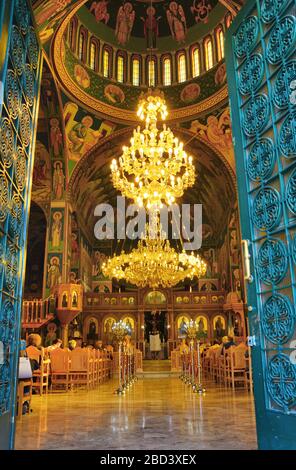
left=0, top=0, right=41, bottom=449
left=226, top=0, right=296, bottom=450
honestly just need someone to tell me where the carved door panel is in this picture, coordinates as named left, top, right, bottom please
left=0, top=0, right=41, bottom=449
left=226, top=0, right=296, bottom=449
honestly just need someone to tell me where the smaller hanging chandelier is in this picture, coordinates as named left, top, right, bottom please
left=110, top=89, right=195, bottom=209
left=102, top=220, right=207, bottom=289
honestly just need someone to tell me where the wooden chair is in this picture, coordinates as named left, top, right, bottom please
left=26, top=346, right=50, bottom=395
left=90, top=349, right=98, bottom=386
left=50, top=349, right=71, bottom=391
left=17, top=379, right=32, bottom=418
left=226, top=345, right=248, bottom=390
left=211, top=346, right=222, bottom=381
left=69, top=349, right=93, bottom=390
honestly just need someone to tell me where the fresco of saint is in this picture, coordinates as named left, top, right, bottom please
left=166, top=2, right=187, bottom=43
left=115, top=2, right=135, bottom=45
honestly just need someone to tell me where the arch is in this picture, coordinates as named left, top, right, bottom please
left=68, top=15, right=78, bottom=52
left=195, top=315, right=209, bottom=334
left=68, top=126, right=237, bottom=245
left=144, top=291, right=167, bottom=305
left=204, top=36, right=214, bottom=71
left=121, top=315, right=137, bottom=337
left=84, top=315, right=100, bottom=343
left=213, top=315, right=227, bottom=340
left=102, top=314, right=117, bottom=343
left=176, top=314, right=191, bottom=338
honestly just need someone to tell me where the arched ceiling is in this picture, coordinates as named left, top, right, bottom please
left=69, top=128, right=236, bottom=248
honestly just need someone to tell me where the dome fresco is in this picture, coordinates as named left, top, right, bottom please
left=85, top=0, right=219, bottom=42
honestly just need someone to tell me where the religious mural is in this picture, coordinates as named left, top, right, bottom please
left=213, top=315, right=226, bottom=340
left=103, top=316, right=116, bottom=343
left=47, top=254, right=62, bottom=290
left=90, top=0, right=110, bottom=23
left=196, top=315, right=208, bottom=335
left=85, top=1, right=219, bottom=47
left=32, top=140, right=51, bottom=204
left=93, top=251, right=108, bottom=280
left=177, top=315, right=190, bottom=337
left=31, top=0, right=241, bottom=47
left=49, top=209, right=64, bottom=252
left=122, top=316, right=135, bottom=336
left=52, top=161, right=66, bottom=201
left=64, top=102, right=116, bottom=169
left=32, top=0, right=79, bottom=43
left=188, top=106, right=235, bottom=171
left=74, top=64, right=91, bottom=89
left=115, top=2, right=136, bottom=45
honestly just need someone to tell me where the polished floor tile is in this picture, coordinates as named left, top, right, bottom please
left=15, top=377, right=257, bottom=450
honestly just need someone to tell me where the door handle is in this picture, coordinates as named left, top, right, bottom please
left=241, top=239, right=253, bottom=283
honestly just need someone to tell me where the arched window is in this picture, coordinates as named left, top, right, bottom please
left=132, top=58, right=140, bottom=86
left=117, top=56, right=124, bottom=83
left=216, top=27, right=225, bottom=61
left=68, top=16, right=78, bottom=51
left=90, top=41, right=97, bottom=71
left=148, top=59, right=156, bottom=87
left=205, top=37, right=214, bottom=71
left=178, top=53, right=187, bottom=83
left=78, top=31, right=85, bottom=61
left=103, top=49, right=110, bottom=78
left=192, top=47, right=200, bottom=77
left=163, top=57, right=172, bottom=86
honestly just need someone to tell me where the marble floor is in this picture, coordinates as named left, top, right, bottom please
left=15, top=377, right=257, bottom=450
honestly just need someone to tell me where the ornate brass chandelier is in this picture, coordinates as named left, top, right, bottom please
left=110, top=89, right=195, bottom=209
left=102, top=221, right=207, bottom=289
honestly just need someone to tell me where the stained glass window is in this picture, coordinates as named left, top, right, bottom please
left=148, top=60, right=155, bottom=87
left=217, top=28, right=225, bottom=61
left=205, top=37, right=214, bottom=70
left=192, top=48, right=200, bottom=77
left=132, top=58, right=140, bottom=86
left=117, top=56, right=124, bottom=83
left=90, top=42, right=96, bottom=70
left=103, top=49, right=110, bottom=78
left=78, top=31, right=84, bottom=61
left=163, top=58, right=172, bottom=86
left=178, top=54, right=187, bottom=83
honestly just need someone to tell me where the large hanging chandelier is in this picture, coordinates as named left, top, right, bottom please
left=110, top=89, right=195, bottom=209
left=102, top=220, right=207, bottom=289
